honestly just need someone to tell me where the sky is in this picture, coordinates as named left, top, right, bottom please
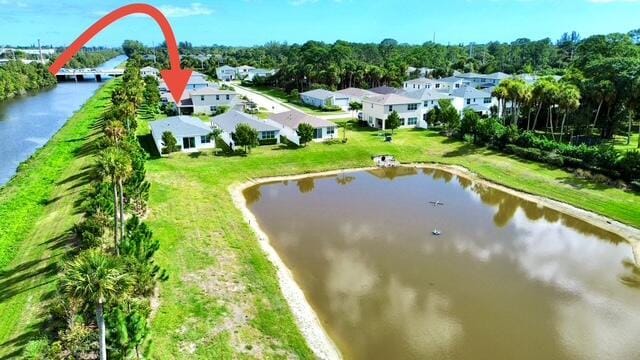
left=1, top=0, right=640, bottom=48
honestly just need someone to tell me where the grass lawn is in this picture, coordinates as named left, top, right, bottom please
left=245, top=86, right=347, bottom=116
left=0, top=81, right=117, bottom=358
left=613, top=133, right=640, bottom=152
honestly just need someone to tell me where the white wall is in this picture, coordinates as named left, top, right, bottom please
left=192, top=94, right=238, bottom=115
left=151, top=131, right=215, bottom=155
left=362, top=101, right=421, bottom=130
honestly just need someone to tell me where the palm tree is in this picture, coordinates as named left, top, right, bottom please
left=104, top=120, right=126, bottom=145
left=557, top=82, right=581, bottom=142
left=97, top=147, right=132, bottom=255
left=492, top=84, right=508, bottom=121
left=60, top=250, right=131, bottom=360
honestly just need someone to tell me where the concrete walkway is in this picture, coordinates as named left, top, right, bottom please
left=234, top=84, right=352, bottom=121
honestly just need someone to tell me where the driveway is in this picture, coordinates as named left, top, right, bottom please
left=234, top=84, right=352, bottom=120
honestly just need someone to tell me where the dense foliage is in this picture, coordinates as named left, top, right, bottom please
left=61, top=49, right=121, bottom=69
left=0, top=61, right=56, bottom=100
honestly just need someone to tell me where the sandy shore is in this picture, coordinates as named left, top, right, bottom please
left=230, top=164, right=640, bottom=359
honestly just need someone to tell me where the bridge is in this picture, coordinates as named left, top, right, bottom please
left=55, top=68, right=125, bottom=82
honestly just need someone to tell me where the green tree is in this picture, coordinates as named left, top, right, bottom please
left=385, top=111, right=401, bottom=134
left=234, top=123, right=259, bottom=153
left=161, top=131, right=181, bottom=154
left=348, top=101, right=362, bottom=120
left=461, top=109, right=481, bottom=142
left=438, top=99, right=461, bottom=136
left=60, top=250, right=131, bottom=360
left=122, top=40, right=145, bottom=58
left=297, top=123, right=315, bottom=146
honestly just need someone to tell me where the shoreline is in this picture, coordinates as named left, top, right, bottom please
left=230, top=164, right=640, bottom=359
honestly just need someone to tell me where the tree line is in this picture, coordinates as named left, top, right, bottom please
left=0, top=61, right=56, bottom=101
left=24, top=61, right=165, bottom=359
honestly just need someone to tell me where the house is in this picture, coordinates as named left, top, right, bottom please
left=190, top=87, right=239, bottom=115
left=450, top=86, right=496, bottom=116
left=186, top=72, right=211, bottom=91
left=270, top=111, right=338, bottom=142
left=368, top=85, right=403, bottom=95
left=300, top=89, right=350, bottom=110
left=216, top=65, right=236, bottom=81
left=335, top=87, right=375, bottom=103
left=404, top=88, right=456, bottom=125
left=453, top=71, right=510, bottom=89
left=245, top=68, right=277, bottom=82
left=403, top=78, right=440, bottom=91
left=211, top=110, right=281, bottom=145
left=436, top=76, right=469, bottom=91
left=236, top=65, right=256, bottom=78
left=361, top=93, right=423, bottom=130
left=149, top=116, right=214, bottom=154
left=140, top=66, right=159, bottom=79
left=406, top=67, right=434, bottom=77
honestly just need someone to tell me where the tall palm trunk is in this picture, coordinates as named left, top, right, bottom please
left=592, top=99, right=603, bottom=132
left=113, top=181, right=119, bottom=256
left=512, top=100, right=518, bottom=126
left=548, top=106, right=556, bottom=140
left=560, top=111, right=567, bottom=143
left=119, top=179, right=125, bottom=243
left=533, top=103, right=543, bottom=130
left=526, top=107, right=532, bottom=131
left=96, top=302, right=107, bottom=360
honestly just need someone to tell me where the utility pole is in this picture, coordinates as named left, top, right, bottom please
left=38, top=39, right=44, bottom=64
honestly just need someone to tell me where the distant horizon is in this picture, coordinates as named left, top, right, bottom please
left=2, top=0, right=640, bottom=48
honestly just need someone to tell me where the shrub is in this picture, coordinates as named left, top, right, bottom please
left=616, top=150, right=640, bottom=182
left=258, top=138, right=278, bottom=145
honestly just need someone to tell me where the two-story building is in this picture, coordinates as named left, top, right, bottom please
left=235, top=65, right=256, bottom=79
left=404, top=88, right=457, bottom=125
left=216, top=65, right=236, bottom=81
left=453, top=71, right=510, bottom=89
left=361, top=93, right=423, bottom=130
left=450, top=86, right=496, bottom=116
left=190, top=88, right=239, bottom=115
left=140, top=66, right=159, bottom=79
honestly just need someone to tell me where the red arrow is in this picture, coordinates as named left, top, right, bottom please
left=49, top=3, right=192, bottom=103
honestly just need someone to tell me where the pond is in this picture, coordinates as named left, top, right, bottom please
left=243, top=167, right=640, bottom=360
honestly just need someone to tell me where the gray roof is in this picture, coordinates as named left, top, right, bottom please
left=404, top=88, right=452, bottom=101
left=404, top=77, right=437, bottom=85
left=363, top=93, right=419, bottom=105
left=439, top=76, right=465, bottom=84
left=300, top=89, right=339, bottom=100
left=270, top=111, right=336, bottom=129
left=217, top=65, right=235, bottom=71
left=190, top=87, right=235, bottom=96
left=450, top=86, right=491, bottom=99
left=150, top=116, right=211, bottom=137
left=336, top=87, right=375, bottom=98
left=368, top=86, right=402, bottom=95
left=212, top=111, right=280, bottom=133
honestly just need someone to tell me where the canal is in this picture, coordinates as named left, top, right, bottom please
left=0, top=55, right=127, bottom=186
left=244, top=167, right=640, bottom=360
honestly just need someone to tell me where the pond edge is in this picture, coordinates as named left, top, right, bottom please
left=229, top=164, right=640, bottom=359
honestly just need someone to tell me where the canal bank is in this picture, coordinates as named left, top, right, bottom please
left=0, top=55, right=127, bottom=186
left=234, top=165, right=640, bottom=360
left=0, top=79, right=118, bottom=358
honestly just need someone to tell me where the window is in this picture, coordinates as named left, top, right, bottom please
left=466, top=99, right=471, bottom=105
left=407, top=117, right=418, bottom=125
left=424, top=101, right=429, bottom=107
left=210, top=106, right=216, bottom=112
left=431, top=101, right=435, bottom=105
left=262, top=131, right=276, bottom=139
left=226, top=95, right=230, bottom=100
left=484, top=98, right=491, bottom=104
left=408, top=103, right=418, bottom=111
left=455, top=84, right=460, bottom=88
left=314, top=128, right=323, bottom=139
left=327, top=127, right=335, bottom=135
left=435, top=84, right=441, bottom=89
left=216, top=95, right=220, bottom=101
left=201, top=135, right=211, bottom=144
left=371, top=104, right=373, bottom=109
left=388, top=105, right=393, bottom=112
left=200, top=96, right=205, bottom=101
left=182, top=137, right=196, bottom=149
left=399, top=118, right=405, bottom=126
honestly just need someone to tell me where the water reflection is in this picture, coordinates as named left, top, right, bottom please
left=246, top=167, right=637, bottom=360
left=296, top=177, right=315, bottom=193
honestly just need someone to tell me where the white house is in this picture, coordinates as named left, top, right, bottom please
left=149, top=116, right=214, bottom=154
left=368, top=85, right=403, bottom=95
left=186, top=72, right=211, bottom=91
left=212, top=110, right=282, bottom=146
left=404, top=88, right=456, bottom=125
left=216, top=65, right=236, bottom=81
left=453, top=71, right=510, bottom=89
left=450, top=86, right=496, bottom=116
left=270, top=111, right=338, bottom=142
left=140, top=66, right=159, bottom=79
left=403, top=77, right=440, bottom=91
left=335, top=87, right=375, bottom=103
left=245, top=68, right=277, bottom=82
left=236, top=65, right=256, bottom=78
left=190, top=87, right=239, bottom=115
left=436, top=76, right=469, bottom=91
left=300, top=89, right=350, bottom=110
left=361, top=93, right=422, bottom=130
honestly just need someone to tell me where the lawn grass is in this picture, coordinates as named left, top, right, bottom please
left=143, top=121, right=639, bottom=358
left=613, top=133, right=640, bottom=152
left=0, top=81, right=117, bottom=358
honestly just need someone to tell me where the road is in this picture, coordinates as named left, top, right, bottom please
left=234, top=84, right=352, bottom=120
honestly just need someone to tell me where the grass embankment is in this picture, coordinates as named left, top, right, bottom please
left=141, top=122, right=639, bottom=358
left=243, top=85, right=347, bottom=116
left=0, top=81, right=117, bottom=358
